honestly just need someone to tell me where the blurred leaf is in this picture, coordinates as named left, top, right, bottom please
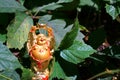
left=0, top=34, right=6, bottom=43
left=21, top=68, right=34, bottom=80
left=19, top=0, right=25, bottom=5
left=0, top=42, right=21, bottom=70
left=59, top=18, right=79, bottom=49
left=79, top=0, right=98, bottom=9
left=57, top=0, right=73, bottom=3
left=7, top=12, right=33, bottom=50
left=33, top=2, right=62, bottom=12
left=60, top=40, right=96, bottom=64
left=105, top=4, right=120, bottom=19
left=0, top=70, right=20, bottom=80
left=0, top=0, right=27, bottom=13
left=50, top=61, right=66, bottom=80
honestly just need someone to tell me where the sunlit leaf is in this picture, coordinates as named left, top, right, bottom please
left=57, top=0, right=73, bottom=3
left=0, top=70, right=20, bottom=80
left=0, top=34, right=6, bottom=43
left=0, top=0, right=26, bottom=13
left=7, top=12, right=33, bottom=49
left=50, top=61, right=66, bottom=80
left=0, top=42, right=21, bottom=70
left=33, top=2, right=62, bottom=12
left=105, top=4, right=120, bottom=19
left=60, top=40, right=96, bottom=64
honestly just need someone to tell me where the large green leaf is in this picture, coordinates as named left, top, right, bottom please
left=7, top=12, right=33, bottom=49
left=105, top=4, right=120, bottom=19
left=60, top=40, right=96, bottom=64
left=33, top=2, right=62, bottom=12
left=50, top=61, right=66, bottom=80
left=0, top=42, right=21, bottom=70
left=0, top=0, right=26, bottom=13
left=59, top=18, right=79, bottom=49
left=0, top=70, right=20, bottom=80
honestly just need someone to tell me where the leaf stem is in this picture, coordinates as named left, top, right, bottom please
left=0, top=74, right=12, bottom=80
left=87, top=69, right=120, bottom=80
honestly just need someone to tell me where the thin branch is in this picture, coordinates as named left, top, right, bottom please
left=87, top=69, right=120, bottom=80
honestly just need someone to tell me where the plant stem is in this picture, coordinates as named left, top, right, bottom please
left=87, top=69, right=120, bottom=80
left=0, top=74, right=12, bottom=80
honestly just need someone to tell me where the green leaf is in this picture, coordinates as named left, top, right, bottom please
left=79, top=0, right=98, bottom=9
left=60, top=40, right=96, bottom=64
left=21, top=68, right=34, bottom=80
left=59, top=18, right=79, bottom=49
left=105, top=4, right=119, bottom=19
left=0, top=34, right=6, bottom=43
left=7, top=12, right=33, bottom=50
left=19, top=0, right=25, bottom=5
left=57, top=0, right=73, bottom=3
left=38, top=14, right=52, bottom=24
left=50, top=61, right=66, bottom=80
left=0, top=42, right=21, bottom=70
left=0, top=70, right=20, bottom=80
left=33, top=2, right=62, bottom=12
left=0, top=0, right=27, bottom=13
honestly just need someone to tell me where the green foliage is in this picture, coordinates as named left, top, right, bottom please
left=57, top=0, right=73, bottom=3
left=7, top=12, right=33, bottom=49
left=59, top=18, right=79, bottom=49
left=0, top=0, right=26, bottom=13
left=21, top=68, right=34, bottom=80
left=0, top=34, right=6, bottom=43
left=0, top=70, right=20, bottom=80
left=50, top=61, right=66, bottom=80
left=105, top=4, right=120, bottom=20
left=60, top=41, right=96, bottom=64
left=0, top=42, right=21, bottom=80
left=0, top=42, right=21, bottom=70
left=33, top=2, right=62, bottom=12
left=0, top=0, right=120, bottom=80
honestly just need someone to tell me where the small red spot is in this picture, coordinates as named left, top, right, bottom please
left=42, top=76, right=48, bottom=80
